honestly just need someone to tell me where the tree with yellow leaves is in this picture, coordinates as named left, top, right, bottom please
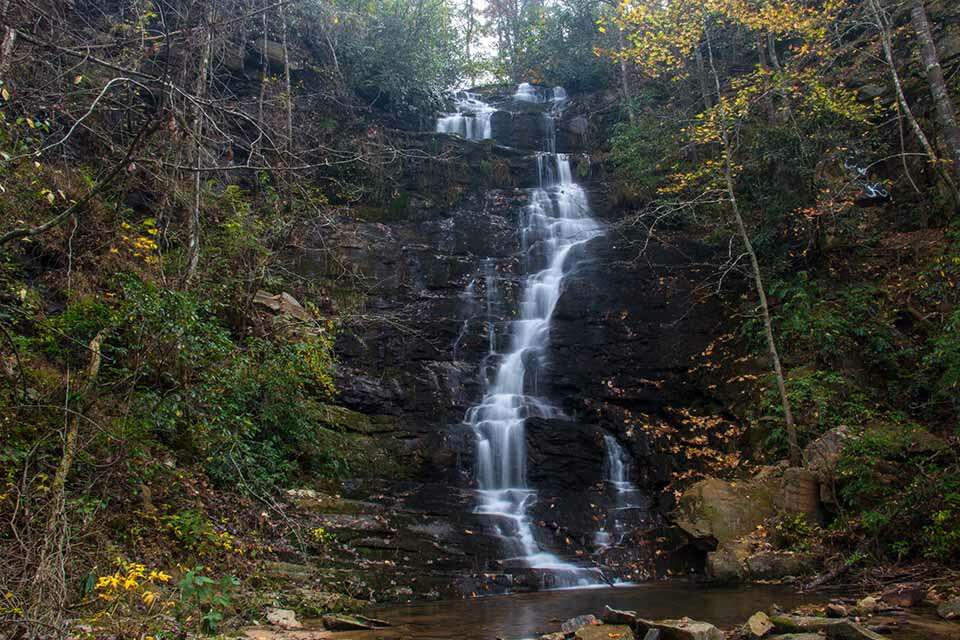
left=606, top=0, right=871, bottom=466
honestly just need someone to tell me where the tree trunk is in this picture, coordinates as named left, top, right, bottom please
left=766, top=32, right=783, bottom=72
left=704, top=27, right=801, bottom=466
left=280, top=1, right=293, bottom=153
left=757, top=35, right=776, bottom=121
left=910, top=0, right=960, bottom=178
left=0, top=0, right=15, bottom=82
left=184, top=7, right=213, bottom=285
left=30, top=332, right=105, bottom=637
left=870, top=0, right=959, bottom=199
left=0, top=27, right=13, bottom=75
left=617, top=28, right=635, bottom=122
left=252, top=0, right=269, bottom=164
left=694, top=45, right=712, bottom=111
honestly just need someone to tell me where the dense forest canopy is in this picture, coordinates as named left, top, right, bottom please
left=1, top=0, right=959, bottom=637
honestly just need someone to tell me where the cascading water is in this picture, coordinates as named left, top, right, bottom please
left=440, top=84, right=603, bottom=586
left=603, top=435, right=636, bottom=494
left=436, top=91, right=495, bottom=140
left=513, top=82, right=568, bottom=106
left=595, top=435, right=642, bottom=549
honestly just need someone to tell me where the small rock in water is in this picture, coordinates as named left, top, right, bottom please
left=746, top=611, right=774, bottom=638
left=575, top=624, right=634, bottom=640
left=637, top=617, right=723, bottom=640
left=880, top=584, right=925, bottom=608
left=562, top=614, right=597, bottom=634
left=604, top=606, right=638, bottom=626
left=265, top=607, right=302, bottom=630
left=770, top=614, right=845, bottom=634
left=856, top=596, right=878, bottom=613
left=322, top=614, right=390, bottom=631
left=826, top=603, right=849, bottom=618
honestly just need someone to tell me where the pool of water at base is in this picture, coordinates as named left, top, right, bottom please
left=322, top=582, right=827, bottom=640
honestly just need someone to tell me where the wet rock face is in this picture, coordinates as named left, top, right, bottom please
left=299, top=89, right=736, bottom=588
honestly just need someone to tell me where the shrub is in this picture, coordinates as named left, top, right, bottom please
left=760, top=368, right=873, bottom=456
left=25, top=275, right=344, bottom=492
left=927, top=308, right=960, bottom=413
left=837, top=422, right=960, bottom=561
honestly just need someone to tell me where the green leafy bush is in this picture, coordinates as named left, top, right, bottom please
left=764, top=274, right=899, bottom=369
left=177, top=567, right=238, bottom=634
left=927, top=309, right=960, bottom=412
left=609, top=108, right=681, bottom=202
left=328, top=0, right=467, bottom=110
left=109, top=277, right=340, bottom=490
left=837, top=422, right=960, bottom=561
left=24, top=275, right=344, bottom=492
left=760, top=368, right=873, bottom=456
left=771, top=513, right=820, bottom=552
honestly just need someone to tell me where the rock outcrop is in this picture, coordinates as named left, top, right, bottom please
left=296, top=86, right=747, bottom=589
left=674, top=476, right=779, bottom=545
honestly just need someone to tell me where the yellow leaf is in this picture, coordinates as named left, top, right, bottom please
left=26, top=118, right=35, bottom=129
left=1, top=87, right=9, bottom=101
left=45, top=192, right=55, bottom=205
left=74, top=75, right=84, bottom=85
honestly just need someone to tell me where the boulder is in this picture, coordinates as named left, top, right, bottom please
left=781, top=468, right=822, bottom=524
left=825, top=620, right=886, bottom=640
left=285, top=489, right=358, bottom=513
left=637, top=618, right=724, bottom=640
left=288, top=588, right=364, bottom=616
left=254, top=290, right=313, bottom=322
left=576, top=625, right=634, bottom=640
left=880, top=584, right=925, bottom=608
left=855, top=596, right=878, bottom=613
left=707, top=544, right=814, bottom=583
left=747, top=611, right=774, bottom=638
left=562, top=614, right=598, bottom=634
left=265, top=608, right=302, bottom=630
left=705, top=541, right=748, bottom=582
left=770, top=615, right=845, bottom=634
left=937, top=597, right=960, bottom=620
left=674, top=476, right=779, bottom=545
left=744, top=550, right=812, bottom=579
left=826, top=603, right=848, bottom=618
left=605, top=606, right=639, bottom=626
left=803, top=427, right=850, bottom=479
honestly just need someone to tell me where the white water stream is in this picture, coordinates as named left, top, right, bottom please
left=595, top=435, right=641, bottom=548
left=436, top=91, right=495, bottom=140
left=438, top=85, right=603, bottom=585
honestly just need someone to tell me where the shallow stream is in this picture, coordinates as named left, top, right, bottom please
left=327, top=583, right=826, bottom=639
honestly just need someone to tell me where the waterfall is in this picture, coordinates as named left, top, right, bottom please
left=595, top=435, right=641, bottom=549
left=440, top=84, right=603, bottom=585
left=603, top=435, right=636, bottom=494
left=436, top=91, right=495, bottom=140
left=514, top=83, right=568, bottom=106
